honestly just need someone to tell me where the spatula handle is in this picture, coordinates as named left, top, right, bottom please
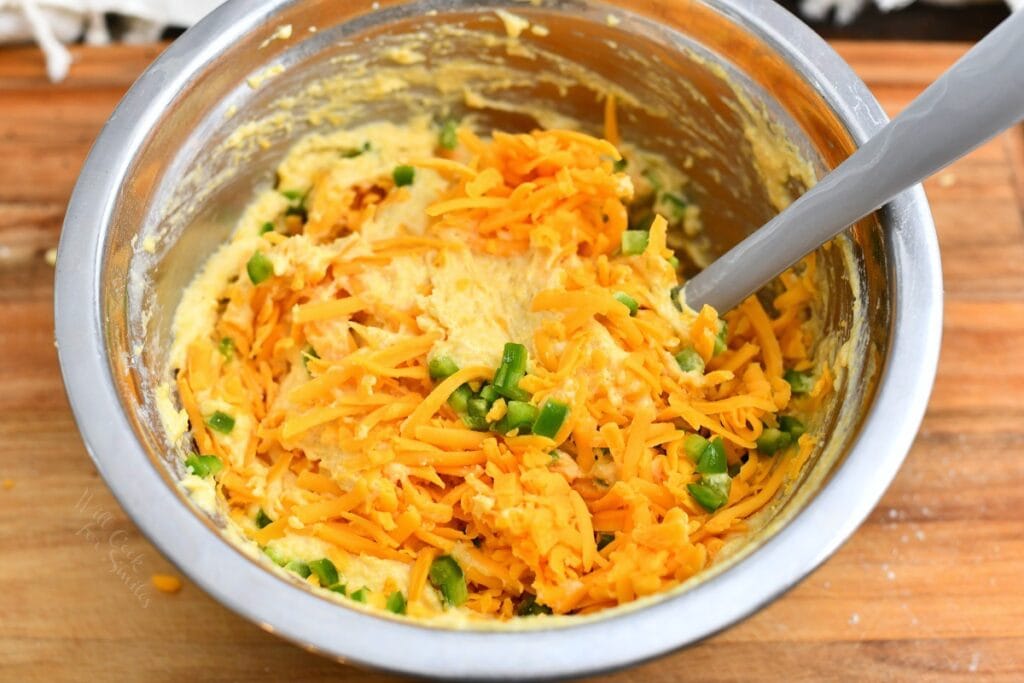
left=681, top=9, right=1024, bottom=313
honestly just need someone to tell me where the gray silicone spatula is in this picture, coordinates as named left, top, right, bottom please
left=680, top=9, right=1024, bottom=313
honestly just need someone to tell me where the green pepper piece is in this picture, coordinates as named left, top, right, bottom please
left=493, top=342, right=529, bottom=400
left=516, top=593, right=553, bottom=616
left=386, top=591, right=407, bottom=614
left=461, top=413, right=490, bottom=431
left=621, top=230, right=649, bottom=255
left=262, top=546, right=288, bottom=567
left=218, top=337, right=235, bottom=360
left=439, top=120, right=459, bottom=150
left=308, top=558, right=339, bottom=587
left=342, top=141, right=371, bottom=158
left=779, top=415, right=806, bottom=438
left=495, top=400, right=538, bottom=435
left=429, top=355, right=459, bottom=381
left=467, top=397, right=490, bottom=420
left=756, top=427, right=792, bottom=455
left=184, top=454, right=223, bottom=478
left=301, top=346, right=320, bottom=372
left=670, top=284, right=685, bottom=312
left=532, top=399, right=569, bottom=439
left=246, top=250, right=274, bottom=284
left=684, top=434, right=709, bottom=462
left=688, top=482, right=728, bottom=511
left=479, top=384, right=499, bottom=405
left=447, top=384, right=473, bottom=414
left=713, top=320, right=728, bottom=356
left=784, top=369, right=814, bottom=394
left=205, top=411, right=235, bottom=434
left=613, top=291, right=639, bottom=316
left=393, top=165, right=415, bottom=187
left=428, top=555, right=468, bottom=607
left=255, top=508, right=273, bottom=529
left=703, top=472, right=732, bottom=499
left=675, top=348, right=705, bottom=374
left=285, top=560, right=311, bottom=578
left=696, top=437, right=727, bottom=474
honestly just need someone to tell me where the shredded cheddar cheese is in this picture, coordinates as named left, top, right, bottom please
left=151, top=574, right=183, bottom=594
left=169, top=118, right=827, bottom=622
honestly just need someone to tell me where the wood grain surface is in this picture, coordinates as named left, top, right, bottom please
left=1, top=41, right=1022, bottom=682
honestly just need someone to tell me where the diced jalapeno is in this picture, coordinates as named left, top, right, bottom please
left=688, top=482, right=728, bottom=511
left=428, top=555, right=468, bottom=607
left=495, top=400, right=537, bottom=435
left=262, top=546, right=288, bottom=567
left=696, top=437, right=727, bottom=474
left=684, top=434, right=709, bottom=462
left=285, top=560, right=311, bottom=578
left=756, top=427, right=792, bottom=455
left=670, top=284, right=685, bottom=312
left=779, top=415, right=806, bottom=438
left=218, top=337, right=235, bottom=360
left=301, top=346, right=320, bottom=372
left=467, top=397, right=490, bottom=420
left=184, top=454, right=222, bottom=478
left=255, top=508, right=273, bottom=529
left=205, top=411, right=235, bottom=434
left=447, top=384, right=473, bottom=414
left=621, top=230, right=649, bottom=255
left=493, top=343, right=530, bottom=401
left=532, top=399, right=569, bottom=439
left=613, top=291, right=639, bottom=316
left=516, top=593, right=553, bottom=616
left=784, top=369, right=814, bottom=394
left=393, top=165, right=415, bottom=187
left=308, top=558, right=339, bottom=587
left=675, top=348, right=705, bottom=374
left=342, top=141, right=371, bottom=158
left=246, top=250, right=274, bottom=284
left=713, top=320, right=728, bottom=356
left=439, top=120, right=458, bottom=150
left=479, top=384, right=499, bottom=405
left=428, top=355, right=459, bottom=381
left=386, top=591, right=407, bottom=614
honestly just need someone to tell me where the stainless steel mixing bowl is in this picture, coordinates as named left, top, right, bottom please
left=55, top=0, right=942, bottom=678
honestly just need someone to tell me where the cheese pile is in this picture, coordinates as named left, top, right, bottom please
left=168, top=117, right=829, bottom=620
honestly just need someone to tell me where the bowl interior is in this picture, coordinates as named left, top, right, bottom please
left=106, top=0, right=886, bottom=632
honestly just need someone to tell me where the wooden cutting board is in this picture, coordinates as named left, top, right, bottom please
left=1, top=40, right=1022, bottom=682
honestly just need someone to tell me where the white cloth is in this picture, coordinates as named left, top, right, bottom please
left=1, top=0, right=1020, bottom=82
left=801, top=0, right=1021, bottom=26
left=0, top=0, right=222, bottom=81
